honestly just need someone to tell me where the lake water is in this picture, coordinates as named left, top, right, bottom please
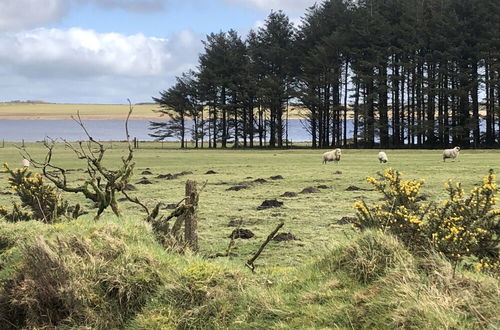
left=0, top=119, right=490, bottom=143
left=0, top=119, right=331, bottom=142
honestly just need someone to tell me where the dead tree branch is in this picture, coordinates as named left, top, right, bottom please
left=246, top=222, right=285, bottom=272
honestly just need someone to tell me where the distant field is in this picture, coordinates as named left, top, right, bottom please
left=0, top=102, right=308, bottom=120
left=0, top=144, right=498, bottom=267
left=0, top=102, right=162, bottom=119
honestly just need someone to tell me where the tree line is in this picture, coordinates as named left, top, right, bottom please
left=150, top=0, right=500, bottom=148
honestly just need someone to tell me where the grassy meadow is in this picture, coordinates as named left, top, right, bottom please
left=0, top=143, right=498, bottom=266
left=0, top=143, right=498, bottom=328
left=0, top=102, right=161, bottom=119
left=0, top=102, right=308, bottom=119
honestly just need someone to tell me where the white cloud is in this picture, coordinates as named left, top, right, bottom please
left=0, top=0, right=68, bottom=32
left=0, top=0, right=172, bottom=32
left=222, top=0, right=317, bottom=15
left=0, top=28, right=203, bottom=103
left=80, top=0, right=170, bottom=13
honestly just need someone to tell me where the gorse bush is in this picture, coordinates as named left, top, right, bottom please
left=427, top=169, right=499, bottom=275
left=353, top=168, right=429, bottom=249
left=0, top=164, right=83, bottom=223
left=354, top=168, right=499, bottom=276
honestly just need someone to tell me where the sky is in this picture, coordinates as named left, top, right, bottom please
left=0, top=0, right=317, bottom=104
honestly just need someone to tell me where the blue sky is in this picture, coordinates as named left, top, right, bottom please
left=0, top=0, right=316, bottom=104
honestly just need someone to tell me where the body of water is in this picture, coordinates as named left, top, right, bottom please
left=0, top=119, right=327, bottom=143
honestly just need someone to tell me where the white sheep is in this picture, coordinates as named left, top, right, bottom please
left=22, top=159, right=30, bottom=168
left=378, top=151, right=388, bottom=163
left=323, top=148, right=342, bottom=164
left=443, top=146, right=460, bottom=162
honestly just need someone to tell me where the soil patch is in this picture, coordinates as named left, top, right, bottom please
left=317, top=185, right=329, bottom=189
left=123, top=184, right=137, bottom=191
left=281, top=191, right=298, bottom=197
left=346, top=185, right=372, bottom=191
left=229, top=228, right=255, bottom=239
left=257, top=199, right=283, bottom=210
left=253, top=178, right=267, bottom=184
left=300, top=187, right=321, bottom=194
left=141, top=170, right=153, bottom=175
left=227, top=185, right=250, bottom=191
left=157, top=171, right=193, bottom=180
left=205, top=170, right=217, bottom=174
left=273, top=232, right=298, bottom=242
left=137, top=178, right=153, bottom=185
left=337, top=216, right=357, bottom=225
left=270, top=175, right=284, bottom=180
left=334, top=170, right=343, bottom=174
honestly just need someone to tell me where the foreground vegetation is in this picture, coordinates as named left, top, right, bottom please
left=0, top=144, right=498, bottom=328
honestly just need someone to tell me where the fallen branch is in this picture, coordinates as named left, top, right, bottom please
left=246, top=222, right=284, bottom=272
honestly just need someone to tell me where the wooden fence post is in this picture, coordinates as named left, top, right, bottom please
left=184, top=180, right=199, bottom=252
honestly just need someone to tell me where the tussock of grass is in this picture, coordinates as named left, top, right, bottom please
left=0, top=218, right=498, bottom=329
left=317, top=230, right=414, bottom=284
left=0, top=217, right=164, bottom=329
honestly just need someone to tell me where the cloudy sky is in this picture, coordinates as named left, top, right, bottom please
left=0, top=0, right=316, bottom=104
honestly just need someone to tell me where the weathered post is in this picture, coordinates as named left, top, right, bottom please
left=184, top=180, right=199, bottom=252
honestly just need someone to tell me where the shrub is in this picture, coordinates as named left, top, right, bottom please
left=0, top=164, right=83, bottom=223
left=427, top=169, right=499, bottom=276
left=354, top=168, right=499, bottom=276
left=353, top=168, right=428, bottom=250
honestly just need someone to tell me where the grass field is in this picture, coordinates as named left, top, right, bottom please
left=0, top=143, right=498, bottom=267
left=0, top=102, right=308, bottom=120
left=0, top=102, right=161, bottom=119
left=0, top=144, right=498, bottom=328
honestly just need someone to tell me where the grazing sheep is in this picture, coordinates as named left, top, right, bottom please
left=378, top=151, right=388, bottom=163
left=443, top=146, right=460, bottom=162
left=323, top=148, right=342, bottom=164
left=22, top=159, right=30, bottom=168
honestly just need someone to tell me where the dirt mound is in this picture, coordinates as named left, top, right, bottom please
left=300, top=187, right=321, bottom=194
left=157, top=171, right=193, bottom=180
left=257, top=199, right=283, bottom=210
left=205, top=170, right=217, bottom=174
left=227, top=185, right=249, bottom=191
left=253, top=178, right=267, bottom=184
left=228, top=228, right=255, bottom=239
left=123, top=184, right=137, bottom=191
left=273, top=232, right=298, bottom=242
left=281, top=191, right=298, bottom=197
left=337, top=216, right=357, bottom=225
left=136, top=178, right=153, bottom=184
left=346, top=185, right=372, bottom=191
left=270, top=175, right=284, bottom=180
left=141, top=170, right=153, bottom=175
left=317, top=185, right=329, bottom=189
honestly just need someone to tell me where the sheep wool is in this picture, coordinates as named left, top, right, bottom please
left=323, top=148, right=342, bottom=164
left=378, top=151, right=388, bottom=163
left=443, top=146, right=460, bottom=162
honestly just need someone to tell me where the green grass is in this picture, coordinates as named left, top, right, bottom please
left=0, top=143, right=498, bottom=269
left=0, top=144, right=498, bottom=328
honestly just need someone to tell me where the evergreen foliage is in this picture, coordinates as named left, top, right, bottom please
left=151, top=0, right=500, bottom=148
